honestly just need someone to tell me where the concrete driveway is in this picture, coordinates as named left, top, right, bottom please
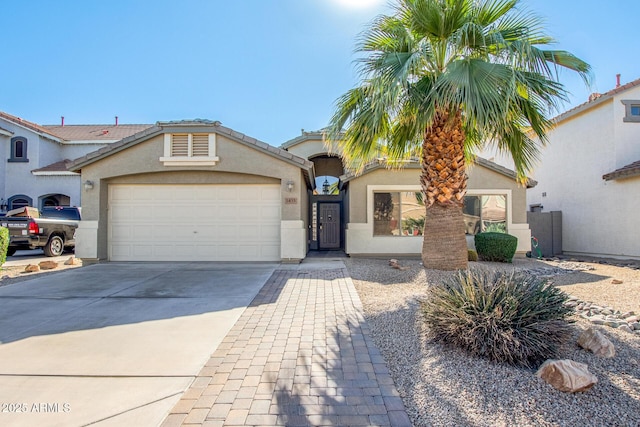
left=0, top=262, right=276, bottom=427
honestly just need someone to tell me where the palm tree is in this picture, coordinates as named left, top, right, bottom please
left=328, top=0, right=590, bottom=270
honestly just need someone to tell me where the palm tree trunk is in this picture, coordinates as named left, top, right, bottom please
left=420, top=110, right=468, bottom=270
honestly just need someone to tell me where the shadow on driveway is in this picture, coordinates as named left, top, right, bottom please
left=0, top=262, right=277, bottom=344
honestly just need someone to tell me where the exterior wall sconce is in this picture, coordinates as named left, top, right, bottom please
left=286, top=180, right=294, bottom=192
left=84, top=180, right=94, bottom=191
left=322, top=178, right=330, bottom=195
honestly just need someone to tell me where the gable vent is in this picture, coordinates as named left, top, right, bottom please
left=171, top=134, right=189, bottom=156
left=192, top=134, right=209, bottom=157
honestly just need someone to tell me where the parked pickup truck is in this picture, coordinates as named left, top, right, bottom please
left=1, top=206, right=81, bottom=257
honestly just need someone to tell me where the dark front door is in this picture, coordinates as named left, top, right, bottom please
left=319, top=203, right=340, bottom=249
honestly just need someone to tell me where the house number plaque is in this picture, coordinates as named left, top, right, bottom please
left=285, top=197, right=298, bottom=204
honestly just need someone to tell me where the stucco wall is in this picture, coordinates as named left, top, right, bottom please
left=345, top=163, right=531, bottom=255
left=285, top=137, right=339, bottom=160
left=467, top=164, right=528, bottom=224
left=526, top=87, right=640, bottom=259
left=78, top=130, right=309, bottom=261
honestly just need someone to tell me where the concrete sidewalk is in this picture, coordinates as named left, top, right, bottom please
left=162, top=261, right=411, bottom=427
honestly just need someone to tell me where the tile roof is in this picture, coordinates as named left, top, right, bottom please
left=339, top=157, right=537, bottom=188
left=0, top=111, right=62, bottom=141
left=31, top=159, right=74, bottom=173
left=602, top=160, right=640, bottom=181
left=67, top=120, right=316, bottom=188
left=43, top=124, right=153, bottom=141
left=553, top=77, right=640, bottom=124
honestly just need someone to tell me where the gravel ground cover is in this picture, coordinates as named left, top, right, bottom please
left=345, top=257, right=640, bottom=427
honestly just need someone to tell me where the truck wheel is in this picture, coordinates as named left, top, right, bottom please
left=44, top=236, right=64, bottom=257
left=6, top=247, right=16, bottom=257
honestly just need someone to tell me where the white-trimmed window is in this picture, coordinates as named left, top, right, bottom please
left=463, top=194, right=507, bottom=235
left=373, top=191, right=425, bottom=236
left=369, top=186, right=512, bottom=237
left=160, top=133, right=220, bottom=166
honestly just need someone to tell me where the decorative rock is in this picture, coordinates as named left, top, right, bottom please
left=388, top=259, right=409, bottom=271
left=620, top=311, right=636, bottom=319
left=24, top=264, right=40, bottom=273
left=631, top=322, right=640, bottom=331
left=39, top=261, right=58, bottom=270
left=589, top=318, right=605, bottom=325
left=64, top=256, right=80, bottom=266
left=624, top=315, right=639, bottom=323
left=577, top=328, right=615, bottom=358
left=536, top=359, right=597, bottom=393
left=611, top=279, right=623, bottom=284
left=618, top=325, right=634, bottom=334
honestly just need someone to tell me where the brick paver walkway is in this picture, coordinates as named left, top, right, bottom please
left=161, top=265, right=412, bottom=427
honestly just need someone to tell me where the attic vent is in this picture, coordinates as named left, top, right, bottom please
left=192, top=134, right=209, bottom=157
left=161, top=133, right=220, bottom=166
left=171, top=134, right=189, bottom=156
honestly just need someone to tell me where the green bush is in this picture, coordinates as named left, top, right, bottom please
left=0, top=227, right=8, bottom=267
left=467, top=249, right=478, bottom=262
left=422, top=270, right=573, bottom=367
left=475, top=232, right=517, bottom=263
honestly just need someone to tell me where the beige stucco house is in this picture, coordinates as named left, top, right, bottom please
left=70, top=122, right=534, bottom=263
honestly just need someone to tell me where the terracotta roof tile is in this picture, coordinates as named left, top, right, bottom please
left=554, top=77, right=640, bottom=124
left=31, top=159, right=74, bottom=173
left=603, top=160, right=640, bottom=181
left=0, top=111, right=62, bottom=141
left=43, top=124, right=153, bottom=141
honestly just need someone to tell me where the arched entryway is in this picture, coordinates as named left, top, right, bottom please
left=39, top=194, right=71, bottom=210
left=7, top=194, right=33, bottom=211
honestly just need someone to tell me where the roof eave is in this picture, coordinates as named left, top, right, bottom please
left=68, top=126, right=164, bottom=171
left=603, top=169, right=640, bottom=181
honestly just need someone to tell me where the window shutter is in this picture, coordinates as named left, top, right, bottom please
left=171, top=134, right=189, bottom=156
left=192, top=134, right=209, bottom=157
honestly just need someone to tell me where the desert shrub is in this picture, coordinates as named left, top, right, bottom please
left=475, top=232, right=517, bottom=262
left=0, top=227, right=8, bottom=266
left=422, top=270, right=573, bottom=367
left=484, top=221, right=507, bottom=233
left=467, top=249, right=478, bottom=262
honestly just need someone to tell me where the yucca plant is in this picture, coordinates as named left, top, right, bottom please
left=422, top=270, right=572, bottom=367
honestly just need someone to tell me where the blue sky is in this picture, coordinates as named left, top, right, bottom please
left=2, top=0, right=638, bottom=146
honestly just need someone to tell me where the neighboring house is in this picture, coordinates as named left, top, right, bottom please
left=69, top=123, right=534, bottom=263
left=0, top=111, right=150, bottom=212
left=482, top=78, right=640, bottom=260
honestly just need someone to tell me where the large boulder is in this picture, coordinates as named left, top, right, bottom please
left=64, top=256, right=81, bottom=266
left=39, top=261, right=58, bottom=270
left=536, top=359, right=597, bottom=393
left=577, top=327, right=615, bottom=358
left=24, top=264, right=40, bottom=273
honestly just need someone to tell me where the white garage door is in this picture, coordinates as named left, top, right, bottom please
left=109, top=184, right=281, bottom=261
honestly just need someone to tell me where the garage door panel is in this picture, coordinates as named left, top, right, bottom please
left=261, top=206, right=280, bottom=218
left=109, top=184, right=281, bottom=261
left=261, top=245, right=280, bottom=259
left=262, top=187, right=280, bottom=200
left=111, top=245, right=131, bottom=259
left=218, top=187, right=238, bottom=200
left=261, top=226, right=280, bottom=240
